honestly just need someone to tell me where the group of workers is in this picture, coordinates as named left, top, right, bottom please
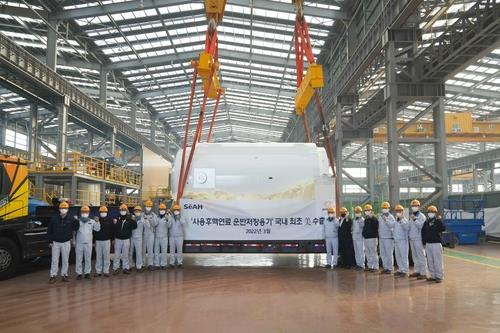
left=323, top=200, right=446, bottom=283
left=47, top=198, right=445, bottom=284
left=47, top=200, right=187, bottom=284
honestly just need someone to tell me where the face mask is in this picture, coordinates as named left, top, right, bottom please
left=120, top=210, right=127, bottom=216
left=81, top=213, right=89, bottom=219
left=100, top=213, right=107, bottom=218
left=328, top=214, right=334, bottom=218
left=145, top=207, right=152, bottom=213
left=396, top=212, right=403, bottom=218
left=365, top=211, right=372, bottom=216
left=411, top=206, right=419, bottom=213
left=60, top=209, right=68, bottom=215
left=159, top=210, right=166, bottom=215
left=134, top=212, right=141, bottom=217
left=174, top=211, right=180, bottom=216
left=382, top=209, right=389, bottom=214
left=340, top=213, right=346, bottom=218
left=355, top=213, right=362, bottom=218
left=428, top=213, right=435, bottom=218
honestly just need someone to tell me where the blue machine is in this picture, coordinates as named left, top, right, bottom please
left=443, top=200, right=484, bottom=245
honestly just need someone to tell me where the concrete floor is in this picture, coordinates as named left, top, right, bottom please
left=1, top=243, right=500, bottom=333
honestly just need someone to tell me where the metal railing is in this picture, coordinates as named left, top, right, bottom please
left=0, top=33, right=172, bottom=162
left=30, top=187, right=142, bottom=207
left=29, top=152, right=141, bottom=187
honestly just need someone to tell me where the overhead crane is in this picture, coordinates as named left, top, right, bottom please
left=176, top=0, right=226, bottom=202
left=373, top=112, right=500, bottom=143
left=177, top=0, right=340, bottom=211
left=292, top=0, right=340, bottom=213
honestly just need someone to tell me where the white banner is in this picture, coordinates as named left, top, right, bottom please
left=181, top=199, right=327, bottom=241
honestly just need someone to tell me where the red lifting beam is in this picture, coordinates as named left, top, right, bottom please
left=177, top=20, right=223, bottom=203
left=293, top=0, right=340, bottom=213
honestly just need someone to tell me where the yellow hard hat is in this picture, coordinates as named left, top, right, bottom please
left=364, top=204, right=373, bottom=211
left=340, top=207, right=348, bottom=213
left=354, top=206, right=363, bottom=213
left=172, top=204, right=180, bottom=211
left=427, top=205, right=438, bottom=213
left=119, top=204, right=128, bottom=211
left=381, top=201, right=390, bottom=209
left=134, top=205, right=143, bottom=212
left=159, top=203, right=167, bottom=210
left=394, top=204, right=404, bottom=212
left=411, top=199, right=421, bottom=207
left=80, top=205, right=90, bottom=212
left=99, top=206, right=108, bottom=213
left=327, top=207, right=335, bottom=214
left=59, top=201, right=69, bottom=209
left=144, top=200, right=153, bottom=207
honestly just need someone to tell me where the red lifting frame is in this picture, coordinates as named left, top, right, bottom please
left=294, top=4, right=340, bottom=213
left=177, top=27, right=221, bottom=203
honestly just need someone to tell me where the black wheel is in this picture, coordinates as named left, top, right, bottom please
left=0, top=237, right=20, bottom=280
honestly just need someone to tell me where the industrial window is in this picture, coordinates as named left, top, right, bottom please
left=5, top=129, right=28, bottom=151
left=452, top=184, right=463, bottom=193
left=342, top=168, right=367, bottom=178
left=343, top=185, right=365, bottom=193
left=40, top=142, right=56, bottom=159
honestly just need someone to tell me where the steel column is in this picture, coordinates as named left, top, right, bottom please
left=0, top=112, right=6, bottom=146
left=110, top=127, right=116, bottom=157
left=88, top=131, right=94, bottom=152
left=130, top=102, right=137, bottom=130
left=56, top=96, right=69, bottom=165
left=99, top=68, right=108, bottom=107
left=367, top=138, right=375, bottom=203
left=433, top=97, right=448, bottom=205
left=71, top=176, right=77, bottom=204
left=150, top=114, right=157, bottom=143
left=46, top=19, right=59, bottom=71
left=29, top=104, right=38, bottom=162
left=385, top=40, right=400, bottom=205
left=334, top=102, right=343, bottom=202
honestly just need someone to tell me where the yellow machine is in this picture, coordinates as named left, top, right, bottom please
left=0, top=155, right=29, bottom=221
left=0, top=155, right=49, bottom=280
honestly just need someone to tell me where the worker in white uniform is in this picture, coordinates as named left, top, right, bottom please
left=75, top=205, right=100, bottom=280
left=154, top=203, right=170, bottom=269
left=362, top=204, right=379, bottom=272
left=378, top=201, right=396, bottom=274
left=422, top=205, right=446, bottom=283
left=130, top=205, right=145, bottom=272
left=408, top=199, right=428, bottom=280
left=323, top=207, right=340, bottom=268
left=168, top=204, right=186, bottom=268
left=352, top=206, right=365, bottom=270
left=393, top=204, right=410, bottom=277
left=142, top=200, right=158, bottom=271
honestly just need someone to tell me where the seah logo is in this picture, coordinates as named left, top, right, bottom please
left=184, top=203, right=203, bottom=210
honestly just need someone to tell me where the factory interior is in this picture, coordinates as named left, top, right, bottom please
left=0, top=0, right=499, bottom=332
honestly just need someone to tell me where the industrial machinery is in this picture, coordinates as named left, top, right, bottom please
left=172, top=143, right=335, bottom=253
left=444, top=199, right=485, bottom=245
left=0, top=155, right=50, bottom=279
